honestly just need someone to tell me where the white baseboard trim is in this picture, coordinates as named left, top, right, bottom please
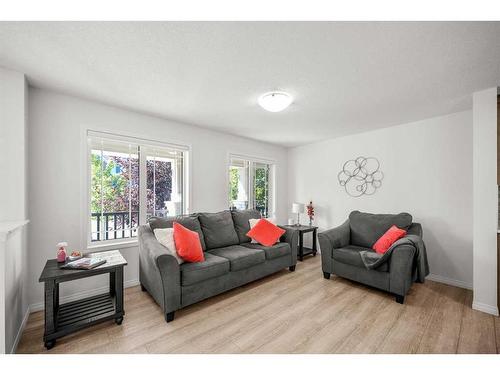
left=425, top=273, right=472, bottom=290
left=11, top=306, right=30, bottom=354
left=29, top=278, right=140, bottom=313
left=472, top=301, right=499, bottom=316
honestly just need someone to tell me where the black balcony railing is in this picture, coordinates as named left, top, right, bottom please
left=91, top=211, right=139, bottom=241
left=91, top=210, right=171, bottom=241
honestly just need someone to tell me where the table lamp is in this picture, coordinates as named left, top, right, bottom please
left=292, top=202, right=305, bottom=226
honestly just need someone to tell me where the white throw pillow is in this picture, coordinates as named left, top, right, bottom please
left=153, top=228, right=184, bottom=264
left=248, top=217, right=277, bottom=244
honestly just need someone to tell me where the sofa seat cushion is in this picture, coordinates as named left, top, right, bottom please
left=349, top=210, right=412, bottom=248
left=331, top=245, right=389, bottom=272
left=180, top=253, right=230, bottom=286
left=208, top=245, right=266, bottom=271
left=241, top=242, right=291, bottom=260
left=198, top=211, right=240, bottom=249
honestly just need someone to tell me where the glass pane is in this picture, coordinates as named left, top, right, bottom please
left=254, top=162, right=270, bottom=217
left=146, top=149, right=184, bottom=219
left=90, top=149, right=102, bottom=242
left=229, top=159, right=249, bottom=210
left=90, top=141, right=139, bottom=242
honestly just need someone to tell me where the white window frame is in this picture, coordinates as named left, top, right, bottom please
left=227, top=153, right=276, bottom=218
left=83, top=129, right=191, bottom=250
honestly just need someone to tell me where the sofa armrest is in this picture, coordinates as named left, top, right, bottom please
left=279, top=226, right=299, bottom=264
left=318, top=220, right=350, bottom=274
left=389, top=243, right=416, bottom=296
left=138, top=225, right=181, bottom=314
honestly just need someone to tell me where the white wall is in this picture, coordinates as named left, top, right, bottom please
left=0, top=67, right=28, bottom=221
left=0, top=67, right=29, bottom=353
left=28, top=88, right=288, bottom=309
left=472, top=87, right=498, bottom=316
left=288, top=111, right=473, bottom=289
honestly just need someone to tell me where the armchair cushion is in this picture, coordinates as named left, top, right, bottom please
left=332, top=245, right=389, bottom=272
left=349, top=211, right=412, bottom=248
left=372, top=225, right=407, bottom=254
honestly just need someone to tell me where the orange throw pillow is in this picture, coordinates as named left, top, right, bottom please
left=372, top=225, right=407, bottom=254
left=246, top=218, right=286, bottom=247
left=173, top=222, right=205, bottom=263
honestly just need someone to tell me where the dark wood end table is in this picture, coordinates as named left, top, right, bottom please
left=280, top=225, right=318, bottom=261
left=38, top=250, right=127, bottom=350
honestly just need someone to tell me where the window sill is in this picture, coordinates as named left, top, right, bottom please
left=87, top=239, right=138, bottom=252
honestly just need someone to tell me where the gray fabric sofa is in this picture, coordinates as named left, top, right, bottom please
left=318, top=211, right=423, bottom=304
left=138, top=209, right=298, bottom=322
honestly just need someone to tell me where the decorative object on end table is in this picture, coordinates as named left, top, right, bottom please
left=68, top=250, right=83, bottom=261
left=337, top=156, right=384, bottom=197
left=292, top=202, right=305, bottom=226
left=306, top=201, right=314, bottom=226
left=61, top=256, right=107, bottom=270
left=56, top=242, right=68, bottom=263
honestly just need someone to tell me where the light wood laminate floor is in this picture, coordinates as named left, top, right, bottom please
left=16, top=256, right=500, bottom=354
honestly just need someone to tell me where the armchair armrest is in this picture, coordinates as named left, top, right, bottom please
left=388, top=241, right=416, bottom=296
left=407, top=222, right=423, bottom=238
left=279, top=226, right=299, bottom=264
left=318, top=220, right=350, bottom=274
left=138, top=225, right=181, bottom=315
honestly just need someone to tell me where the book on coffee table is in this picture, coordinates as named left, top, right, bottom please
left=61, top=257, right=107, bottom=270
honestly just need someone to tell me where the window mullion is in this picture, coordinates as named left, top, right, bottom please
left=100, top=140, right=104, bottom=242
left=249, top=161, right=254, bottom=210
left=128, top=144, right=132, bottom=237
left=153, top=151, right=156, bottom=216
left=138, top=146, right=147, bottom=225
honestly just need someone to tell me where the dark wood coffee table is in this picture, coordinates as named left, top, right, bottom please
left=38, top=250, right=127, bottom=349
left=280, top=225, right=318, bottom=261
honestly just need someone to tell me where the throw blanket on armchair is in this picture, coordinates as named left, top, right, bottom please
left=359, top=234, right=430, bottom=282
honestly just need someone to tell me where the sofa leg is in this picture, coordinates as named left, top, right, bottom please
left=165, top=311, right=175, bottom=323
left=395, top=295, right=405, bottom=304
left=140, top=283, right=146, bottom=292
left=323, top=272, right=330, bottom=279
left=289, top=265, right=296, bottom=272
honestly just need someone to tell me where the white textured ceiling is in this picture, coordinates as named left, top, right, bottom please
left=1, top=22, right=500, bottom=147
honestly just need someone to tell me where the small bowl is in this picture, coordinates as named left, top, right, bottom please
left=68, top=254, right=83, bottom=261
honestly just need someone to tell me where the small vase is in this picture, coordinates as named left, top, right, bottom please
left=57, top=242, right=68, bottom=263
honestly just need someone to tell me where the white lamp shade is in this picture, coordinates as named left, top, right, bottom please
left=292, top=202, right=305, bottom=213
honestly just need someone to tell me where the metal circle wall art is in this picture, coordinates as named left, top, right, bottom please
left=337, top=156, right=384, bottom=197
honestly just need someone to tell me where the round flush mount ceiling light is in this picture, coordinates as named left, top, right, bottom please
left=258, top=91, right=293, bottom=112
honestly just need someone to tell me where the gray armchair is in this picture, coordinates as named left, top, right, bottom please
left=318, top=211, right=424, bottom=304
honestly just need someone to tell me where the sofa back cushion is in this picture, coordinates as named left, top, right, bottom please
left=231, top=209, right=262, bottom=243
left=148, top=214, right=207, bottom=251
left=198, top=210, right=240, bottom=249
left=349, top=210, right=412, bottom=248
